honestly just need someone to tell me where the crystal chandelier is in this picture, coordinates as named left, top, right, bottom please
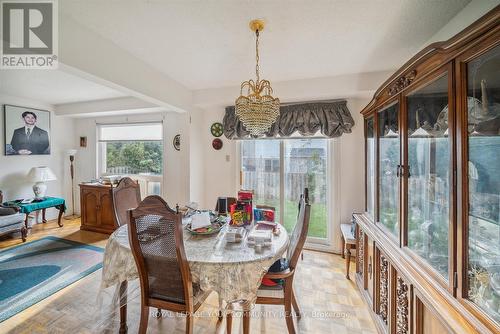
left=235, top=19, right=280, bottom=137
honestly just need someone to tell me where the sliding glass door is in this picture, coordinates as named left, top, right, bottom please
left=240, top=140, right=281, bottom=219
left=241, top=138, right=330, bottom=245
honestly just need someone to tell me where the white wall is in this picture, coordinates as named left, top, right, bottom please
left=188, top=107, right=207, bottom=206
left=336, top=99, right=368, bottom=251
left=197, top=107, right=237, bottom=210
left=72, top=111, right=190, bottom=213
left=423, top=0, right=499, bottom=47
left=0, top=94, right=76, bottom=219
left=192, top=98, right=369, bottom=252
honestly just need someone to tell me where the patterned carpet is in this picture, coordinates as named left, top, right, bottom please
left=0, top=236, right=103, bottom=323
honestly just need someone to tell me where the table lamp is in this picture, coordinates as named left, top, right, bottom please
left=28, top=166, right=57, bottom=199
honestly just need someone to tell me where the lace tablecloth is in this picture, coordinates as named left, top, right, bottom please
left=101, top=223, right=289, bottom=305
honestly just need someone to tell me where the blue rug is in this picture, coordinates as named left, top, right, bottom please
left=0, top=236, right=103, bottom=322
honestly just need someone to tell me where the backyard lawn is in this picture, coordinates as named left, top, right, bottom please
left=255, top=199, right=327, bottom=238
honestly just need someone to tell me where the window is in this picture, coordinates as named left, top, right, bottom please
left=240, top=138, right=329, bottom=243
left=97, top=123, right=163, bottom=196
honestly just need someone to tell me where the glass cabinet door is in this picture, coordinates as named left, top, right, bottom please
left=406, top=73, right=451, bottom=279
left=378, top=103, right=400, bottom=237
left=366, top=117, right=375, bottom=219
left=466, top=44, right=500, bottom=323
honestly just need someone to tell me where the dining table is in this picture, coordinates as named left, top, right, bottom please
left=98, top=218, right=289, bottom=333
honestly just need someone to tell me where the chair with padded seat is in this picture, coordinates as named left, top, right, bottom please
left=254, top=188, right=311, bottom=334
left=128, top=195, right=211, bottom=334
left=0, top=190, right=27, bottom=242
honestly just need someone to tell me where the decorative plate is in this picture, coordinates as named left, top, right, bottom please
left=186, top=215, right=227, bottom=235
left=212, top=138, right=223, bottom=150
left=173, top=134, right=181, bottom=151
left=210, top=122, right=224, bottom=137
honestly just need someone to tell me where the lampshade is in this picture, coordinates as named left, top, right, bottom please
left=28, top=166, right=57, bottom=182
left=67, top=149, right=78, bottom=156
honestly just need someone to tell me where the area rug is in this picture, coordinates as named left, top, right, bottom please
left=0, top=236, right=103, bottom=322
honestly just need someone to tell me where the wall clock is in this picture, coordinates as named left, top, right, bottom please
left=173, top=134, right=181, bottom=151
left=210, top=122, right=224, bottom=137
left=212, top=138, right=223, bottom=150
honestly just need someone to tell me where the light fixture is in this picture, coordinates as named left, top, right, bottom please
left=235, top=19, right=280, bottom=137
left=28, top=166, right=57, bottom=199
left=66, top=149, right=79, bottom=219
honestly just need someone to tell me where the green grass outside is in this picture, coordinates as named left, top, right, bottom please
left=255, top=199, right=327, bottom=238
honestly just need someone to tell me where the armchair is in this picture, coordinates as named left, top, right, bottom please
left=0, top=190, right=27, bottom=242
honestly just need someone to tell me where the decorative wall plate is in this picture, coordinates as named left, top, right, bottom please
left=173, top=134, right=181, bottom=151
left=210, top=122, right=224, bottom=137
left=212, top=138, right=223, bottom=150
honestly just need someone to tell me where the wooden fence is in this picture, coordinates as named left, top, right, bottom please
left=242, top=171, right=326, bottom=203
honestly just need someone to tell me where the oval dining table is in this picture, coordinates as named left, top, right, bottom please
left=99, top=221, right=289, bottom=333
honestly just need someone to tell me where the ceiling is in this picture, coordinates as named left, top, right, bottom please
left=60, top=0, right=470, bottom=90
left=0, top=69, right=125, bottom=105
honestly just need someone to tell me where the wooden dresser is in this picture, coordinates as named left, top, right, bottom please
left=79, top=183, right=116, bottom=234
left=355, top=7, right=500, bottom=334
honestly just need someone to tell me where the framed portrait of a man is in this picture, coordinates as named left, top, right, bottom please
left=4, top=105, right=51, bottom=155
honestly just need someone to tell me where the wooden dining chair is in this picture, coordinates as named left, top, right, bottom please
left=128, top=195, right=211, bottom=334
left=111, top=177, right=141, bottom=227
left=255, top=188, right=311, bottom=334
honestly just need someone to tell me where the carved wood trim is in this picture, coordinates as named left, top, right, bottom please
left=396, top=275, right=409, bottom=334
left=358, top=229, right=365, bottom=275
left=354, top=213, right=495, bottom=333
left=388, top=70, right=417, bottom=96
left=380, top=255, right=389, bottom=324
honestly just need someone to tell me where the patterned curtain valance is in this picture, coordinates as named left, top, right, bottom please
left=223, top=100, right=355, bottom=139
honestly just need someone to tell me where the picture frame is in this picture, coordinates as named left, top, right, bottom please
left=4, top=104, right=51, bottom=155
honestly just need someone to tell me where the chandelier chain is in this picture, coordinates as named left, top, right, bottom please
left=255, top=30, right=260, bottom=83
left=235, top=20, right=280, bottom=137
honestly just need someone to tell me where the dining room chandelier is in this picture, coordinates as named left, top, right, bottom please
left=235, top=19, right=280, bottom=137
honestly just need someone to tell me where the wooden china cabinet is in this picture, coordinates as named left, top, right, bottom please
left=354, top=6, right=500, bottom=334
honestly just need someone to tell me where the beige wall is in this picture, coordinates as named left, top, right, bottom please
left=0, top=94, right=76, bottom=219
left=423, top=0, right=499, bottom=47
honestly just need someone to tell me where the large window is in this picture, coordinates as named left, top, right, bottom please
left=97, top=123, right=163, bottom=196
left=241, top=138, right=329, bottom=242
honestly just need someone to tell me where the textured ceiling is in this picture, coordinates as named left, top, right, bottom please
left=60, top=0, right=470, bottom=90
left=0, top=70, right=125, bottom=105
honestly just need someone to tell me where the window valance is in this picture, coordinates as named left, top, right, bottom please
left=223, top=100, right=355, bottom=139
